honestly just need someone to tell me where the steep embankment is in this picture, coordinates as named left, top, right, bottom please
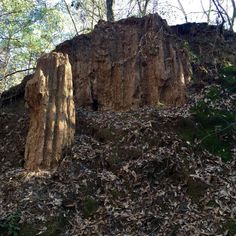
left=0, top=19, right=236, bottom=235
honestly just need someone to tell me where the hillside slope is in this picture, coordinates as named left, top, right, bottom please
left=0, top=20, right=236, bottom=235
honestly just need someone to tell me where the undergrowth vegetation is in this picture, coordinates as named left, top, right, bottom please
left=178, top=64, right=236, bottom=162
left=0, top=210, right=21, bottom=236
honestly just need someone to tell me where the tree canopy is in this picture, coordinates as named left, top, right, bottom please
left=0, top=0, right=62, bottom=91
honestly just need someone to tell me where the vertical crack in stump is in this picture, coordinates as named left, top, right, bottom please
left=24, top=52, right=75, bottom=171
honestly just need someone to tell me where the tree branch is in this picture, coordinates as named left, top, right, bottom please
left=213, top=0, right=233, bottom=31
left=0, top=11, right=22, bottom=18
left=63, top=0, right=79, bottom=35
left=177, top=0, right=188, bottom=23
left=231, top=0, right=236, bottom=30
left=2, top=68, right=35, bottom=80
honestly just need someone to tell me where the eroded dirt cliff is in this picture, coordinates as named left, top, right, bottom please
left=56, top=14, right=191, bottom=111
left=24, top=52, right=75, bottom=171
left=2, top=19, right=236, bottom=113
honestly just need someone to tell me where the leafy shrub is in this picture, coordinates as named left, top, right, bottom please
left=82, top=196, right=98, bottom=218
left=189, top=102, right=235, bottom=161
left=178, top=77, right=235, bottom=161
left=0, top=210, right=21, bottom=236
left=219, top=65, right=236, bottom=93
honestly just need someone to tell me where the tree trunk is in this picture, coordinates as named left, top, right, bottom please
left=177, top=0, right=188, bottom=23
left=136, top=0, right=151, bottom=16
left=63, top=0, right=79, bottom=35
left=106, top=0, right=114, bottom=21
left=230, top=0, right=236, bottom=31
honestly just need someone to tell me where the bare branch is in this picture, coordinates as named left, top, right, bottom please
left=0, top=10, right=22, bottom=18
left=213, top=0, right=233, bottom=30
left=106, top=0, right=114, bottom=21
left=63, top=0, right=79, bottom=35
left=2, top=68, right=36, bottom=80
left=177, top=0, right=188, bottom=23
left=200, top=0, right=212, bottom=23
left=230, top=0, right=236, bottom=30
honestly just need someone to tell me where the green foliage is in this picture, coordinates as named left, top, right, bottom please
left=82, top=196, right=98, bottom=218
left=1, top=213, right=68, bottom=236
left=183, top=41, right=199, bottom=64
left=221, top=64, right=236, bottom=75
left=221, top=219, right=236, bottom=236
left=219, top=65, right=236, bottom=93
left=205, top=86, right=221, bottom=101
left=180, top=65, right=236, bottom=162
left=18, top=223, right=37, bottom=236
left=0, top=0, right=63, bottom=91
left=111, top=189, right=122, bottom=199
left=191, top=102, right=234, bottom=161
left=40, top=216, right=67, bottom=236
left=0, top=209, right=21, bottom=236
left=178, top=81, right=235, bottom=162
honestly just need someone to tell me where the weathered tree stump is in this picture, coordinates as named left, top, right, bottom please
left=24, top=52, right=75, bottom=171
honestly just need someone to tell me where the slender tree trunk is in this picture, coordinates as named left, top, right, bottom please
left=200, top=0, right=212, bottom=23
left=2, top=37, right=12, bottom=89
left=27, top=53, right=32, bottom=75
left=177, top=0, right=188, bottom=23
left=212, top=0, right=226, bottom=32
left=136, top=0, right=151, bottom=16
left=91, top=0, right=95, bottom=29
left=106, top=0, right=114, bottom=21
left=63, top=0, right=79, bottom=35
left=137, top=0, right=143, bottom=16
left=207, top=0, right=213, bottom=23
left=143, top=0, right=150, bottom=15
left=213, top=0, right=233, bottom=31
left=230, top=0, right=236, bottom=31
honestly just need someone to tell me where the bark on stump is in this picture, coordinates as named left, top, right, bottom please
left=24, top=52, right=75, bottom=171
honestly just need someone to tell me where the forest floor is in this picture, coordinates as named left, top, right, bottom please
left=0, top=65, right=236, bottom=236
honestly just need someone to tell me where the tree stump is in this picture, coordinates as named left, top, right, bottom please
left=24, top=52, right=75, bottom=171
